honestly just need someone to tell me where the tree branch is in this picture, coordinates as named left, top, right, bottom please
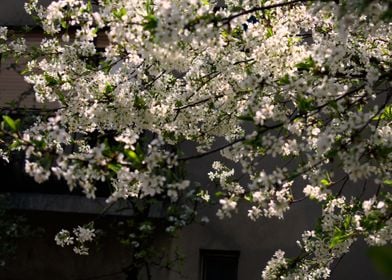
left=179, top=137, right=245, bottom=161
left=221, top=0, right=311, bottom=24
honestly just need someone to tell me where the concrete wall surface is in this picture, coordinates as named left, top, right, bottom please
left=163, top=147, right=387, bottom=280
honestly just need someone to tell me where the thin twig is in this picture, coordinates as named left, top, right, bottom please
left=179, top=137, right=245, bottom=161
left=221, top=0, right=310, bottom=24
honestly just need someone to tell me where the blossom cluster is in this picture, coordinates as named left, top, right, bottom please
left=0, top=0, right=391, bottom=278
left=55, top=225, right=96, bottom=255
left=262, top=194, right=392, bottom=279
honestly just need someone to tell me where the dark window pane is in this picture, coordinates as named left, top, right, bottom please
left=200, top=250, right=240, bottom=280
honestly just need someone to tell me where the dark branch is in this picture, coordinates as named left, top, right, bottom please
left=221, top=0, right=311, bottom=24
left=179, top=137, right=245, bottom=161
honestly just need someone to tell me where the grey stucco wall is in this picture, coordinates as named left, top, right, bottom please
left=162, top=140, right=386, bottom=280
left=0, top=0, right=52, bottom=26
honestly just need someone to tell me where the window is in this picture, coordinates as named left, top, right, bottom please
left=200, top=249, right=240, bottom=280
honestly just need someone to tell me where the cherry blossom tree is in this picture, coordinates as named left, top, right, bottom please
left=0, top=0, right=391, bottom=279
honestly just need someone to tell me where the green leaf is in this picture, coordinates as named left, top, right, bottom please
left=320, top=179, right=331, bottom=187
left=145, top=0, right=154, bottom=15
left=375, top=146, right=392, bottom=158
left=56, top=90, right=66, bottom=104
left=296, top=56, right=315, bottom=71
left=329, top=230, right=351, bottom=249
left=20, top=67, right=30, bottom=75
left=362, top=211, right=384, bottom=231
left=2, top=115, right=17, bottom=132
left=125, top=149, right=141, bottom=164
left=9, top=139, right=22, bottom=150
left=244, top=194, right=253, bottom=202
left=277, top=74, right=290, bottom=86
left=215, top=191, right=224, bottom=197
left=375, top=105, right=392, bottom=121
left=231, top=26, right=243, bottom=39
left=266, top=27, right=273, bottom=38
left=257, top=147, right=266, bottom=156
left=44, top=74, right=58, bottom=86
left=383, top=179, right=392, bottom=186
left=343, top=215, right=352, bottom=230
left=108, top=163, right=122, bottom=173
left=143, top=14, right=158, bottom=31
left=328, top=100, right=339, bottom=113
left=86, top=0, right=92, bottom=12
left=297, top=96, right=315, bottom=113
left=221, top=29, right=230, bottom=39
left=104, top=82, right=114, bottom=94
left=60, top=19, right=68, bottom=29
left=14, top=119, right=21, bottom=131
left=113, top=7, right=127, bottom=20
left=134, top=95, right=147, bottom=109
left=99, top=60, right=112, bottom=74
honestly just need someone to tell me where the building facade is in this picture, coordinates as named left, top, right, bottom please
left=0, top=1, right=387, bottom=280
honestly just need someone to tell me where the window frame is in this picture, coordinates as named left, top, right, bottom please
left=199, top=249, right=240, bottom=280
